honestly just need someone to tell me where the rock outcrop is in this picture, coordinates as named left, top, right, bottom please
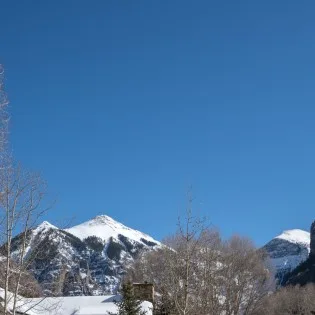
left=284, top=221, right=315, bottom=286
left=310, top=221, right=315, bottom=257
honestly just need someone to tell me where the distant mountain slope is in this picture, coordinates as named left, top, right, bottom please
left=262, top=229, right=310, bottom=284
left=283, top=254, right=315, bottom=286
left=10, top=215, right=161, bottom=296
left=282, top=221, right=315, bottom=286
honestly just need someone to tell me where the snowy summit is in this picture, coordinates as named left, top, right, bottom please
left=263, top=228, right=310, bottom=284
left=66, top=214, right=161, bottom=245
left=275, top=229, right=310, bottom=246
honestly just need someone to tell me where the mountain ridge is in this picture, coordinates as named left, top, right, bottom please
left=10, top=214, right=161, bottom=296
left=9, top=214, right=312, bottom=296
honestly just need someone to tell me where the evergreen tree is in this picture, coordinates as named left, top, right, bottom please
left=113, top=282, right=146, bottom=315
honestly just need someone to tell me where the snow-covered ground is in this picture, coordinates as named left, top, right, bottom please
left=0, top=289, right=152, bottom=315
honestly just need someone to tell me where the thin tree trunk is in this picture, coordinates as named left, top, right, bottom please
left=12, top=209, right=31, bottom=315
left=4, top=188, right=11, bottom=315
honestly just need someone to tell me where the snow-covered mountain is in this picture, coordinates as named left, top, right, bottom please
left=262, top=229, right=310, bottom=284
left=10, top=214, right=312, bottom=296
left=66, top=215, right=158, bottom=245
left=10, top=215, right=161, bottom=296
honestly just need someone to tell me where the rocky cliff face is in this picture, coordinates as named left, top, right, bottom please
left=284, top=221, right=315, bottom=286
left=310, top=221, right=315, bottom=257
left=10, top=215, right=161, bottom=296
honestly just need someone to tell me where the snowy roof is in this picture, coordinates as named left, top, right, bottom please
left=0, top=290, right=152, bottom=315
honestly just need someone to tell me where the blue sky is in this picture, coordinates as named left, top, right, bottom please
left=1, top=1, right=315, bottom=246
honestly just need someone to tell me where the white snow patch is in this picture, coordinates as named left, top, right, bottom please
left=65, top=214, right=161, bottom=245
left=22, top=295, right=152, bottom=315
left=33, top=221, right=57, bottom=237
left=275, top=229, right=310, bottom=247
left=80, top=272, right=87, bottom=279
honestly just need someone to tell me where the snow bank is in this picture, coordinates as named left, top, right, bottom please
left=7, top=294, right=152, bottom=315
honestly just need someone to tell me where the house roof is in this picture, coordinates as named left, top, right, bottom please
left=0, top=289, right=152, bottom=315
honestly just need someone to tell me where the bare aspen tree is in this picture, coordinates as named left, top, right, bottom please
left=218, top=236, right=273, bottom=315
left=254, top=284, right=315, bottom=315
left=0, top=64, right=9, bottom=162
left=127, top=204, right=273, bottom=315
left=0, top=166, right=49, bottom=315
left=127, top=193, right=217, bottom=315
left=126, top=247, right=177, bottom=314
left=193, top=229, right=224, bottom=314
left=0, top=65, right=57, bottom=315
left=163, top=192, right=208, bottom=315
left=0, top=64, right=12, bottom=315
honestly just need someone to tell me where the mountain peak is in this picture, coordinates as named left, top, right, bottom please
left=12, top=215, right=161, bottom=296
left=91, top=214, right=116, bottom=224
left=33, top=221, right=57, bottom=235
left=275, top=229, right=310, bottom=246
left=263, top=228, right=311, bottom=284
left=65, top=214, right=160, bottom=245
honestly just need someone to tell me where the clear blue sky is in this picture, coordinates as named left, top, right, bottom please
left=1, top=1, right=315, bottom=246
